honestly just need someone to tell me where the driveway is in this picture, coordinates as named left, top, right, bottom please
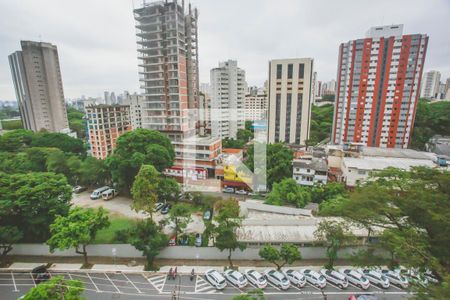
left=71, top=192, right=205, bottom=234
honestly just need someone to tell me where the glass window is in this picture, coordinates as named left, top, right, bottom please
left=276, top=64, right=282, bottom=79
left=299, top=64, right=304, bottom=79
left=287, top=64, right=293, bottom=79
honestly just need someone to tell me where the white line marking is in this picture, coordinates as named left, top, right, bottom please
left=306, top=282, right=322, bottom=291
left=326, top=281, right=343, bottom=290
left=104, top=273, right=120, bottom=293
left=122, top=272, right=143, bottom=294
left=29, top=272, right=36, bottom=287
left=86, top=272, right=101, bottom=293
left=10, top=272, right=18, bottom=292
left=266, top=281, right=281, bottom=291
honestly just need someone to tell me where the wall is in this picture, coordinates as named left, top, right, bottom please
left=10, top=244, right=370, bottom=260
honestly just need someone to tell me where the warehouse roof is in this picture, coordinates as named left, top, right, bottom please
left=343, top=156, right=435, bottom=171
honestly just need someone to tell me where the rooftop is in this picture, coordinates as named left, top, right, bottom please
left=343, top=156, right=435, bottom=171
left=293, top=158, right=328, bottom=172
left=239, top=200, right=312, bottom=217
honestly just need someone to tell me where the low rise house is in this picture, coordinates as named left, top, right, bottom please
left=292, top=156, right=328, bottom=186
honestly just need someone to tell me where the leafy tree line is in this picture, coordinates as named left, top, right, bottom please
left=66, top=106, right=86, bottom=139
left=306, top=104, right=334, bottom=146
left=410, top=99, right=450, bottom=150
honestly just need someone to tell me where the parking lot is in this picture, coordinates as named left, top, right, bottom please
left=0, top=270, right=413, bottom=299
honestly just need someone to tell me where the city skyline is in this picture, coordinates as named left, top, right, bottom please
left=1, top=0, right=450, bottom=99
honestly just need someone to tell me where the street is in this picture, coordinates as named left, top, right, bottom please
left=1, top=270, right=413, bottom=300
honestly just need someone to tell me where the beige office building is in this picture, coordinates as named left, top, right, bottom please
left=9, top=41, right=69, bottom=132
left=267, top=58, right=314, bottom=145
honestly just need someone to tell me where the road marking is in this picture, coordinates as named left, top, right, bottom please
left=306, top=282, right=322, bottom=291
left=266, top=281, right=282, bottom=291
left=28, top=272, right=36, bottom=287
left=86, top=272, right=101, bottom=293
left=10, top=272, right=18, bottom=292
left=122, top=272, right=143, bottom=294
left=325, top=281, right=343, bottom=290
left=146, top=274, right=167, bottom=292
left=104, top=273, right=120, bottom=293
left=370, top=283, right=382, bottom=290
left=194, top=276, right=217, bottom=293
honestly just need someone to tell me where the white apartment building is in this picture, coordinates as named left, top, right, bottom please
left=123, top=92, right=143, bottom=130
left=268, top=58, right=314, bottom=145
left=244, top=91, right=267, bottom=121
left=210, top=60, right=246, bottom=139
left=420, top=70, right=441, bottom=99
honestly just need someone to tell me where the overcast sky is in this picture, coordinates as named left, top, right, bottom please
left=1, top=0, right=449, bottom=100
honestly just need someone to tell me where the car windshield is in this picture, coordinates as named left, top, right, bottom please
left=319, top=275, right=325, bottom=281
left=258, top=276, right=265, bottom=282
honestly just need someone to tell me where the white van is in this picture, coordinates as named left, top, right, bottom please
left=102, top=189, right=118, bottom=201
left=90, top=186, right=110, bottom=200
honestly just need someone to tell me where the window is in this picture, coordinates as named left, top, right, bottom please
left=276, top=64, right=282, bottom=79
left=287, top=64, right=293, bottom=79
left=299, top=63, right=304, bottom=79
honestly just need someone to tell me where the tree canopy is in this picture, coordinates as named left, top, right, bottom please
left=0, top=172, right=72, bottom=242
left=245, top=143, right=293, bottom=189
left=106, top=129, right=174, bottom=192
left=258, top=244, right=302, bottom=270
left=327, top=167, right=450, bottom=296
left=31, top=132, right=85, bottom=156
left=169, top=203, right=192, bottom=240
left=47, top=207, right=110, bottom=265
left=266, top=178, right=311, bottom=208
left=306, top=104, right=334, bottom=146
left=22, top=276, right=84, bottom=300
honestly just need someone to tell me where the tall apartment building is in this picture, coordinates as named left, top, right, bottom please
left=321, top=79, right=336, bottom=96
left=420, top=70, right=441, bottom=99
left=134, top=0, right=199, bottom=142
left=85, top=105, right=131, bottom=159
left=210, top=60, right=246, bottom=139
left=268, top=58, right=314, bottom=145
left=123, top=92, right=143, bottom=129
left=332, top=25, right=428, bottom=149
left=9, top=41, right=69, bottom=132
left=244, top=90, right=267, bottom=121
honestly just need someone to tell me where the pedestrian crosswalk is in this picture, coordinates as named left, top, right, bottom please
left=194, top=275, right=218, bottom=293
left=145, top=274, right=167, bottom=292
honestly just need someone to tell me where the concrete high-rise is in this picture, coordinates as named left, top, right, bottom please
left=9, top=41, right=69, bottom=132
left=210, top=60, right=246, bottom=139
left=332, top=25, right=428, bottom=149
left=420, top=70, right=441, bottom=99
left=134, top=0, right=199, bottom=142
left=267, top=58, right=314, bottom=145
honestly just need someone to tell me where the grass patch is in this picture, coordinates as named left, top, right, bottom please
left=94, top=216, right=137, bottom=244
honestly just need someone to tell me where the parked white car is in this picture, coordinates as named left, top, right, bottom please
left=224, top=270, right=248, bottom=288
left=264, top=269, right=290, bottom=290
left=360, top=269, right=390, bottom=289
left=300, top=269, right=327, bottom=288
left=235, top=189, right=247, bottom=195
left=339, top=268, right=370, bottom=290
left=320, top=269, right=349, bottom=289
left=381, top=269, right=409, bottom=288
left=402, top=269, right=429, bottom=287
left=283, top=269, right=306, bottom=288
left=244, top=269, right=267, bottom=289
left=204, top=269, right=227, bottom=290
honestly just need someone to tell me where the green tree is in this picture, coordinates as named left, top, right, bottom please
left=22, top=276, right=84, bottom=300
left=0, top=172, right=72, bottom=242
left=314, top=220, right=355, bottom=269
left=258, top=244, right=302, bottom=270
left=245, top=143, right=293, bottom=189
left=213, top=199, right=245, bottom=268
left=331, top=167, right=449, bottom=296
left=306, top=104, right=334, bottom=146
left=1, top=119, right=23, bottom=130
left=311, top=182, right=346, bottom=204
left=47, top=207, right=110, bottom=266
left=79, top=156, right=110, bottom=187
left=410, top=100, right=450, bottom=150
left=106, top=129, right=174, bottom=192
left=169, top=203, right=192, bottom=241
left=157, top=177, right=180, bottom=202
left=0, top=226, right=23, bottom=265
left=233, top=288, right=265, bottom=300
left=67, top=107, right=86, bottom=139
left=131, top=165, right=160, bottom=220
left=0, top=129, right=34, bottom=152
left=129, top=219, right=168, bottom=270
left=222, top=137, right=245, bottom=149
left=31, top=132, right=85, bottom=156
left=266, top=178, right=311, bottom=208
left=237, top=128, right=253, bottom=142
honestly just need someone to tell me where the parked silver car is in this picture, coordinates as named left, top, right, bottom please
left=339, top=268, right=370, bottom=290
left=381, top=269, right=409, bottom=288
left=224, top=270, right=248, bottom=288
left=320, top=269, right=349, bottom=289
left=300, top=269, right=327, bottom=288
left=204, top=269, right=227, bottom=290
left=283, top=269, right=306, bottom=288
left=360, top=269, right=390, bottom=289
left=244, top=269, right=267, bottom=289
left=264, top=269, right=290, bottom=290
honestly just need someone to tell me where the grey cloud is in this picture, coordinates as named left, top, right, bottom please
left=0, top=0, right=449, bottom=99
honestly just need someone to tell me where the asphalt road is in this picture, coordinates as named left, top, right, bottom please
left=1, top=271, right=413, bottom=300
